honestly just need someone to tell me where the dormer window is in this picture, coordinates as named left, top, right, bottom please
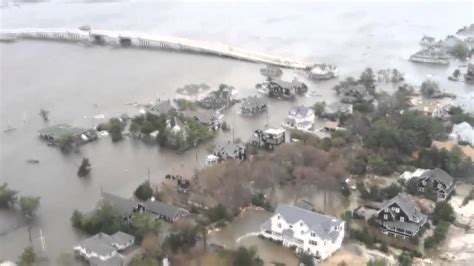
left=289, top=225, right=293, bottom=229
left=311, top=232, right=316, bottom=237
left=383, top=214, right=388, bottom=220
left=277, top=215, right=280, bottom=219
left=400, top=217, right=405, bottom=222
left=300, top=222, right=303, bottom=226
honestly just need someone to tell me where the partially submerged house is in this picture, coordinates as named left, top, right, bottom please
left=283, top=105, right=315, bottom=131
left=338, top=84, right=374, bottom=103
left=240, top=96, right=267, bottom=116
left=213, top=142, right=246, bottom=161
left=251, top=128, right=286, bottom=150
left=181, top=108, right=221, bottom=131
left=73, top=231, right=134, bottom=266
left=39, top=124, right=97, bottom=145
left=417, top=168, right=455, bottom=202
left=376, top=193, right=427, bottom=238
left=419, top=35, right=437, bottom=48
left=449, top=122, right=474, bottom=146
left=409, top=48, right=450, bottom=65
left=98, top=192, right=143, bottom=224
left=260, top=204, right=345, bottom=261
left=141, top=199, right=189, bottom=222
left=148, top=99, right=176, bottom=116
left=258, top=78, right=307, bottom=99
left=465, top=63, right=474, bottom=82
left=305, top=64, right=338, bottom=80
left=198, top=84, right=234, bottom=110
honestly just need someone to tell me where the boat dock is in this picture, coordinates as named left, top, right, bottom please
left=0, top=28, right=311, bottom=69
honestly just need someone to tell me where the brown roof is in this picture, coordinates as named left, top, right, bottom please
left=324, top=121, right=338, bottom=129
left=432, top=140, right=474, bottom=160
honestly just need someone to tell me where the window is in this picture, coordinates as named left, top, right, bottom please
left=289, top=225, right=293, bottom=229
left=278, top=223, right=281, bottom=228
left=277, top=215, right=280, bottom=219
left=300, top=222, right=303, bottom=226
left=383, top=214, right=388, bottom=220
left=395, top=207, right=400, bottom=213
left=311, top=232, right=316, bottom=237
left=309, top=240, right=318, bottom=246
left=400, top=217, right=405, bottom=222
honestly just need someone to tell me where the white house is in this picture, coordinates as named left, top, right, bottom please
left=260, top=204, right=345, bottom=261
left=73, top=231, right=134, bottom=265
left=284, top=105, right=315, bottom=131
left=450, top=122, right=474, bottom=146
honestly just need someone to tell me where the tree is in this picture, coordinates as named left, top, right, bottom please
left=134, top=181, right=153, bottom=201
left=432, top=202, right=455, bottom=224
left=366, top=259, right=387, bottom=266
left=107, top=118, right=124, bottom=142
left=18, top=246, right=36, bottom=266
left=77, top=157, right=91, bottom=177
left=72, top=202, right=122, bottom=235
left=420, top=79, right=440, bottom=98
left=312, top=102, right=326, bottom=117
left=71, top=210, right=83, bottom=228
left=207, top=204, right=230, bottom=222
left=0, top=182, right=18, bottom=208
left=163, top=227, right=197, bottom=254
left=397, top=252, right=413, bottom=266
left=131, top=213, right=160, bottom=240
left=450, top=41, right=471, bottom=60
left=299, top=253, right=315, bottom=266
left=39, top=109, right=49, bottom=122
left=233, top=246, right=263, bottom=266
left=381, top=183, right=402, bottom=199
left=405, top=178, right=419, bottom=195
left=19, top=196, right=40, bottom=220
left=141, top=233, right=161, bottom=258
left=359, top=68, right=376, bottom=93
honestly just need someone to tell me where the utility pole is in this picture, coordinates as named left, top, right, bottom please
left=232, top=105, right=235, bottom=143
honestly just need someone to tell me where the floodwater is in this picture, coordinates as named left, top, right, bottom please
left=1, top=0, right=473, bottom=261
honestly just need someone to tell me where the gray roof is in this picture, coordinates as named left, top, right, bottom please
left=77, top=233, right=116, bottom=257
left=215, top=143, right=245, bottom=158
left=181, top=108, right=216, bottom=123
left=99, top=192, right=137, bottom=217
left=142, top=200, right=186, bottom=220
left=274, top=204, right=343, bottom=240
left=380, top=193, right=426, bottom=223
left=288, top=105, right=312, bottom=117
left=419, top=168, right=454, bottom=187
left=111, top=231, right=134, bottom=247
left=151, top=100, right=174, bottom=114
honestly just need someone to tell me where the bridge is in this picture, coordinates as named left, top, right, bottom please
left=0, top=28, right=311, bottom=69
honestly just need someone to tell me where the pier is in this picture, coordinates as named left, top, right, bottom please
left=0, top=28, right=310, bottom=69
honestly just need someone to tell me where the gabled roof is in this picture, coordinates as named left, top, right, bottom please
left=419, top=168, right=454, bottom=187
left=111, top=231, right=134, bottom=247
left=142, top=200, right=187, bottom=220
left=99, top=192, right=137, bottom=217
left=152, top=100, right=174, bottom=114
left=273, top=204, right=343, bottom=240
left=379, top=193, right=426, bottom=223
left=241, top=96, right=266, bottom=109
left=75, top=232, right=116, bottom=257
left=288, top=105, right=312, bottom=117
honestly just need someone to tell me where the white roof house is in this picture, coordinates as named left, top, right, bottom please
left=284, top=105, right=315, bottom=131
left=399, top=168, right=429, bottom=182
left=450, top=122, right=474, bottom=146
left=260, top=204, right=344, bottom=261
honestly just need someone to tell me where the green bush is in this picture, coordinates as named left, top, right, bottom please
left=134, top=181, right=154, bottom=201
left=424, top=221, right=449, bottom=249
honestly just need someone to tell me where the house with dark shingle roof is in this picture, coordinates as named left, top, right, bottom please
left=141, top=199, right=189, bottom=222
left=73, top=231, right=134, bottom=266
left=417, top=168, right=455, bottom=202
left=376, top=193, right=427, bottom=238
left=98, top=192, right=143, bottom=224
left=260, top=204, right=345, bottom=260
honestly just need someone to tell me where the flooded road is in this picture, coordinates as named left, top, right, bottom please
left=1, top=0, right=473, bottom=261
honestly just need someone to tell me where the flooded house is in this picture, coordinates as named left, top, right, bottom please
left=181, top=108, right=221, bottom=131
left=409, top=48, right=450, bottom=65
left=148, top=99, right=176, bottom=116
left=73, top=231, right=135, bottom=265
left=39, top=124, right=97, bottom=145
left=166, top=116, right=187, bottom=147
left=141, top=198, right=189, bottom=222
left=175, top=83, right=212, bottom=102
left=198, top=84, right=235, bottom=110
left=283, top=105, right=315, bottom=131
left=213, top=142, right=246, bottom=161
left=456, top=23, right=474, bottom=36
left=375, top=193, right=428, bottom=238
left=305, top=64, right=338, bottom=80
left=260, top=65, right=283, bottom=78
left=376, top=68, right=405, bottom=83
left=257, top=78, right=307, bottom=99
left=338, top=84, right=374, bottom=103
left=240, top=96, right=267, bottom=116
left=260, top=204, right=345, bottom=261
left=465, top=63, right=474, bottom=82
left=251, top=128, right=286, bottom=150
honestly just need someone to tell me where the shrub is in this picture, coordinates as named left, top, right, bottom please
left=424, top=221, right=449, bottom=249
left=134, top=181, right=154, bottom=201
left=432, top=202, right=455, bottom=224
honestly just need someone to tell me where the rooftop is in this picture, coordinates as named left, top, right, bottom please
left=273, top=204, right=343, bottom=241
left=264, top=128, right=285, bottom=135
left=380, top=193, right=426, bottom=223
left=98, top=192, right=137, bottom=217
left=142, top=200, right=186, bottom=220
left=75, top=232, right=116, bottom=257
left=419, top=168, right=454, bottom=187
